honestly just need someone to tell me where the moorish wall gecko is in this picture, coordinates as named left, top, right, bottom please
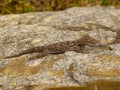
left=4, top=35, right=99, bottom=59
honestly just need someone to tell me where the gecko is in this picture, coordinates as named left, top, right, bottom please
left=4, top=35, right=99, bottom=59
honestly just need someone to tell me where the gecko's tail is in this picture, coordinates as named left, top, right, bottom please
left=4, top=50, right=33, bottom=59
left=4, top=53, right=23, bottom=59
left=4, top=46, right=44, bottom=59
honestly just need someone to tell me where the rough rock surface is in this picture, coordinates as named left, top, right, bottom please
left=0, top=6, right=120, bottom=90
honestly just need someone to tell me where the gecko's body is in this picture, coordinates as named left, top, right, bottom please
left=4, top=35, right=98, bottom=59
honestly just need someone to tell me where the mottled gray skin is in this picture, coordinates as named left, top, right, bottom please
left=4, top=35, right=98, bottom=59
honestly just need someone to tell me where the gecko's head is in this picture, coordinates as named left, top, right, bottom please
left=77, top=35, right=99, bottom=45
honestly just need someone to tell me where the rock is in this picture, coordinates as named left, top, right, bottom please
left=0, top=6, right=120, bottom=90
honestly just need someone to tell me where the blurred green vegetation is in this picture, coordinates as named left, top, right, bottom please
left=0, top=0, right=120, bottom=15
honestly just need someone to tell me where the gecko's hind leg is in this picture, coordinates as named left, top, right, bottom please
left=74, top=45, right=89, bottom=54
left=28, top=50, right=50, bottom=60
